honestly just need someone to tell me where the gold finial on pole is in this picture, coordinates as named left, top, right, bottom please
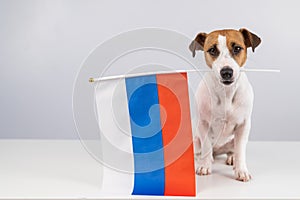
left=89, top=78, right=94, bottom=83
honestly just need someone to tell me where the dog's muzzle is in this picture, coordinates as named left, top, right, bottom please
left=220, top=67, right=234, bottom=85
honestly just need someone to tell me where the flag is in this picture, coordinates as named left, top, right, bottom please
left=94, top=72, right=195, bottom=196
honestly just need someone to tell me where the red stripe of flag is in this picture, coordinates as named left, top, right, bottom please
left=156, top=72, right=196, bottom=196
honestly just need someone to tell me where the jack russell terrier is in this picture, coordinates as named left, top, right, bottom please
left=189, top=28, right=261, bottom=182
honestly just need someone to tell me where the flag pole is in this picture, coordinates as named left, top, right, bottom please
left=89, top=68, right=280, bottom=82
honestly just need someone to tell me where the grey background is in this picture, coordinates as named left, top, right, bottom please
left=0, top=0, right=299, bottom=140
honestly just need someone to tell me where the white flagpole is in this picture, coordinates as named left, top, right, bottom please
left=241, top=69, right=280, bottom=73
left=89, top=68, right=280, bottom=82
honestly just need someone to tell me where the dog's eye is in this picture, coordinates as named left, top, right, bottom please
left=233, top=46, right=242, bottom=55
left=207, top=46, right=218, bottom=56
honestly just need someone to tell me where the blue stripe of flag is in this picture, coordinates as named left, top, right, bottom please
left=125, top=75, right=165, bottom=195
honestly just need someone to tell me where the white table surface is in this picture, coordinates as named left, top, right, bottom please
left=0, top=140, right=299, bottom=199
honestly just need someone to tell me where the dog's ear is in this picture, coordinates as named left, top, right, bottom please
left=189, top=32, right=207, bottom=57
left=239, top=28, right=261, bottom=52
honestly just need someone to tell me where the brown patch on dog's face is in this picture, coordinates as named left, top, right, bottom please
left=189, top=29, right=261, bottom=68
left=203, top=30, right=247, bottom=68
left=225, top=30, right=248, bottom=67
left=202, top=31, right=222, bottom=68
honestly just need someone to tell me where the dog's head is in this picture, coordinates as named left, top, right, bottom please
left=189, top=28, right=261, bottom=86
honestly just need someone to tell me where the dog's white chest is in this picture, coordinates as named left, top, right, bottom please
left=209, top=97, right=241, bottom=146
left=197, top=72, right=254, bottom=147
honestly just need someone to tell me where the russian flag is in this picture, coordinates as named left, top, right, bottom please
left=94, top=72, right=195, bottom=196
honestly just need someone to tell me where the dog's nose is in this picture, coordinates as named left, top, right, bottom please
left=220, top=67, right=233, bottom=80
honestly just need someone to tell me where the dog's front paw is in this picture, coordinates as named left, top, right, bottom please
left=196, top=159, right=212, bottom=176
left=234, top=168, right=252, bottom=182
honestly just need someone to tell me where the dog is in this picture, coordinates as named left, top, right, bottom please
left=189, top=28, right=261, bottom=182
